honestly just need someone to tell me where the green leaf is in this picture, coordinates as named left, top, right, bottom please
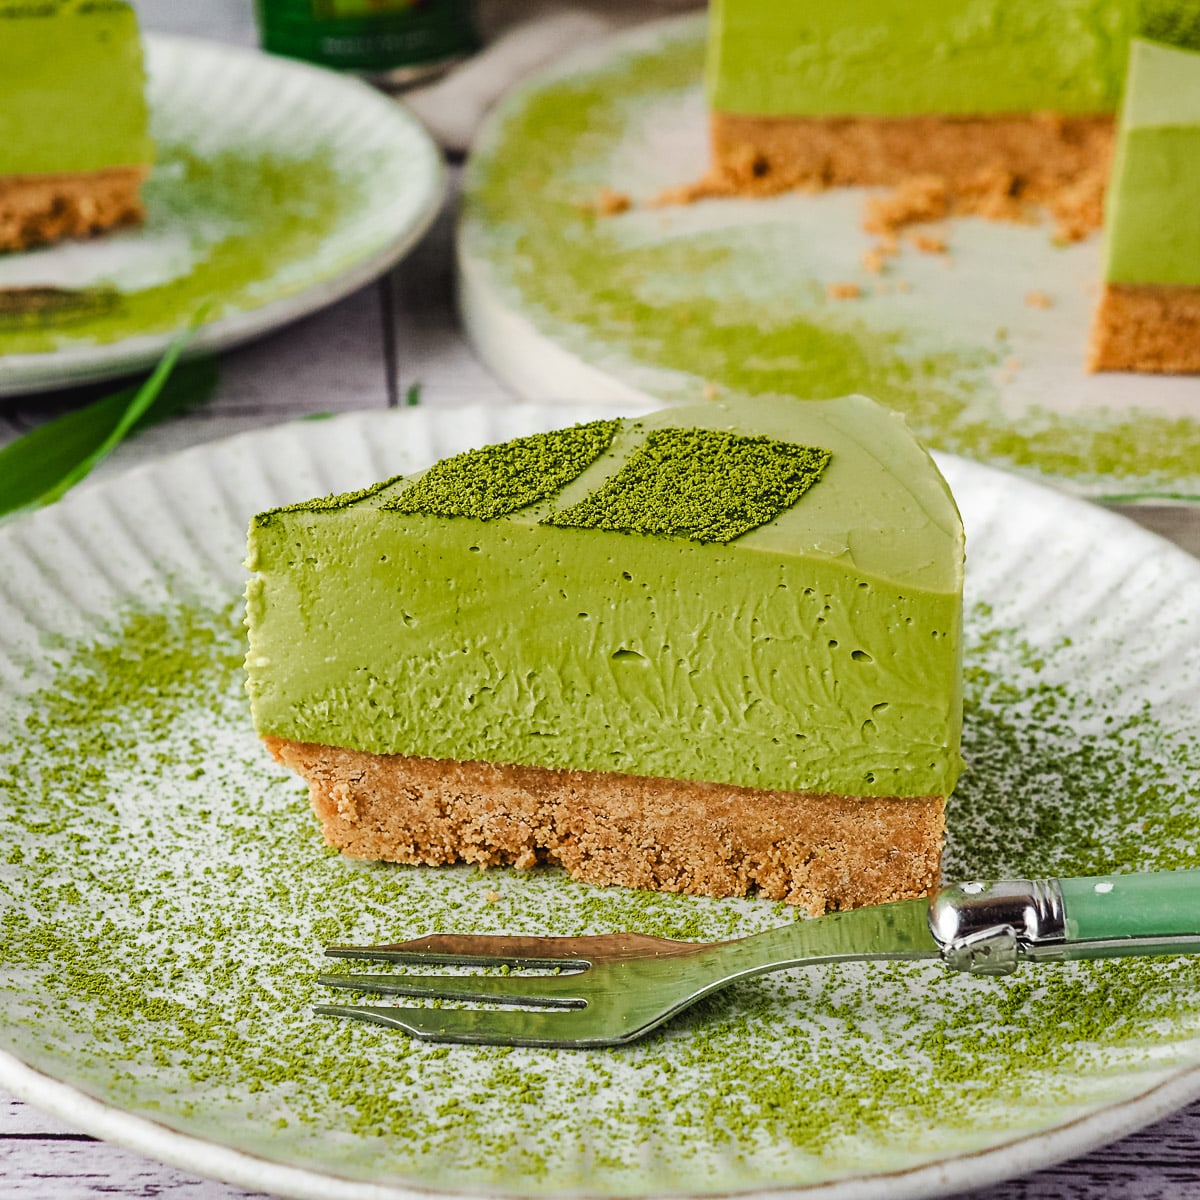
left=0, top=348, right=217, bottom=521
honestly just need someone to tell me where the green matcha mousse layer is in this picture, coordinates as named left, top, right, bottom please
left=707, top=0, right=1136, bottom=117
left=246, top=397, right=965, bottom=800
left=0, top=0, right=153, bottom=177
left=1102, top=38, right=1200, bottom=286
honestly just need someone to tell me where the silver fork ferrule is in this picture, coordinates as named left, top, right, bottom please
left=928, top=878, right=1067, bottom=977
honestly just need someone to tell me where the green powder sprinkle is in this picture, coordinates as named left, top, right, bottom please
left=1, top=595, right=1199, bottom=1193
left=385, top=420, right=620, bottom=521
left=258, top=472, right=407, bottom=520
left=545, top=427, right=830, bottom=543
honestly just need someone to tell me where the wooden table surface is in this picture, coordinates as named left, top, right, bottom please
left=4, top=2, right=1200, bottom=1196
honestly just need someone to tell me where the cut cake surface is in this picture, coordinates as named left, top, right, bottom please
left=1089, top=38, right=1200, bottom=372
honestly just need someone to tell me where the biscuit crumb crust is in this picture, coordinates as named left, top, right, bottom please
left=1089, top=283, right=1200, bottom=373
left=266, top=736, right=945, bottom=916
left=0, top=166, right=148, bottom=253
left=664, top=112, right=1113, bottom=245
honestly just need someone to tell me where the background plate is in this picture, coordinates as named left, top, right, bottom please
left=0, top=35, right=444, bottom=395
left=460, top=15, right=1200, bottom=502
left=2, top=406, right=1200, bottom=1199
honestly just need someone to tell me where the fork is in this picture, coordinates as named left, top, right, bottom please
left=315, top=870, right=1200, bottom=1048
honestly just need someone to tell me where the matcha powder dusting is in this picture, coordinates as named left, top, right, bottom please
left=1, top=596, right=1200, bottom=1194
left=546, top=428, right=831, bottom=543
left=387, top=420, right=621, bottom=520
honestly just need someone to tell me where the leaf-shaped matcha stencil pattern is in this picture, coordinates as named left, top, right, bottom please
left=386, top=420, right=621, bottom=519
left=545, top=427, right=831, bottom=542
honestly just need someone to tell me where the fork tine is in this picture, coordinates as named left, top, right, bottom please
left=314, top=1003, right=622, bottom=1048
left=324, top=932, right=602, bottom=969
left=316, top=970, right=587, bottom=1008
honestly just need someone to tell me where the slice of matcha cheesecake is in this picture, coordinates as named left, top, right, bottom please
left=702, top=0, right=1129, bottom=237
left=1089, top=37, right=1200, bottom=372
left=0, top=0, right=154, bottom=252
left=245, top=397, right=965, bottom=914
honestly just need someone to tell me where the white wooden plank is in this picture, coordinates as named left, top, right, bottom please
left=0, top=1136, right=267, bottom=1198
left=390, top=172, right=514, bottom=408
left=0, top=1097, right=86, bottom=1137
left=203, top=281, right=391, bottom=419
left=135, top=0, right=257, bottom=46
left=964, top=1161, right=1200, bottom=1200
left=1111, top=506, right=1200, bottom=561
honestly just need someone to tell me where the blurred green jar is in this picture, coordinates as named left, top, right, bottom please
left=256, top=0, right=479, bottom=86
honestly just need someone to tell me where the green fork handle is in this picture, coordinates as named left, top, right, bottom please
left=1059, top=870, right=1200, bottom=958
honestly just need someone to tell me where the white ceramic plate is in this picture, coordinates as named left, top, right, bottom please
left=1, top=405, right=1200, bottom=1200
left=0, top=35, right=444, bottom=395
left=459, top=15, right=1200, bottom=501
